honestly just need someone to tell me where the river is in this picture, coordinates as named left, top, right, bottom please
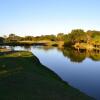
left=6, top=46, right=100, bottom=100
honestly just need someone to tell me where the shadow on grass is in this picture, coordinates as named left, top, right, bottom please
left=0, top=51, right=94, bottom=100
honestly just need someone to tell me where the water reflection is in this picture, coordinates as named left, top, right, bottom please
left=33, top=46, right=100, bottom=62
left=61, top=47, right=100, bottom=62
left=61, top=48, right=86, bottom=63
left=5, top=46, right=100, bottom=100
left=6, top=45, right=100, bottom=63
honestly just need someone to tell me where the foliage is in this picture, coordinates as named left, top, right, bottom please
left=1, top=29, right=100, bottom=49
left=6, top=34, right=22, bottom=43
left=0, top=37, right=4, bottom=43
left=56, top=33, right=64, bottom=41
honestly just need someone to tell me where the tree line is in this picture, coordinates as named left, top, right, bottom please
left=0, top=29, right=100, bottom=48
left=0, top=33, right=65, bottom=43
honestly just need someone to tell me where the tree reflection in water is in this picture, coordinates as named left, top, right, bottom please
left=60, top=47, right=100, bottom=63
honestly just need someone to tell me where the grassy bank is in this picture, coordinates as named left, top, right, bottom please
left=0, top=51, right=94, bottom=100
left=1, top=40, right=64, bottom=47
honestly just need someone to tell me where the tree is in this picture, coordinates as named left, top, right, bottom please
left=9, top=34, right=16, bottom=38
left=0, top=37, right=4, bottom=44
left=56, top=33, right=64, bottom=41
left=86, top=30, right=100, bottom=45
left=6, top=34, right=22, bottom=43
left=68, top=29, right=86, bottom=44
left=24, top=36, right=34, bottom=41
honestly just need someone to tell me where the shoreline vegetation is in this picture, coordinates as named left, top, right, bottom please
left=1, top=29, right=100, bottom=50
left=0, top=51, right=94, bottom=100
left=0, top=40, right=64, bottom=48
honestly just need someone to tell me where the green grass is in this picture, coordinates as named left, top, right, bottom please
left=0, top=51, right=94, bottom=100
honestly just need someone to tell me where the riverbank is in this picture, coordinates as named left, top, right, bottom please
left=0, top=40, right=64, bottom=47
left=0, top=47, right=11, bottom=52
left=0, top=51, right=94, bottom=100
left=73, top=43, right=100, bottom=51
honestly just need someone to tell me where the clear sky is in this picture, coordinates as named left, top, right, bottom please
left=0, top=0, right=100, bottom=36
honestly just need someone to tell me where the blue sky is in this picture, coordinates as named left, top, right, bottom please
left=0, top=0, right=100, bottom=36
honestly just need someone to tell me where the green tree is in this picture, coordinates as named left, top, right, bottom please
left=56, top=33, right=64, bottom=41
left=64, top=29, right=86, bottom=46
left=70, top=29, right=86, bottom=44
left=7, top=34, right=22, bottom=42
left=24, top=36, right=34, bottom=41
left=0, top=37, right=4, bottom=44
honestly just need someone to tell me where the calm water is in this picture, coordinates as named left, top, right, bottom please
left=7, top=46, right=100, bottom=100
